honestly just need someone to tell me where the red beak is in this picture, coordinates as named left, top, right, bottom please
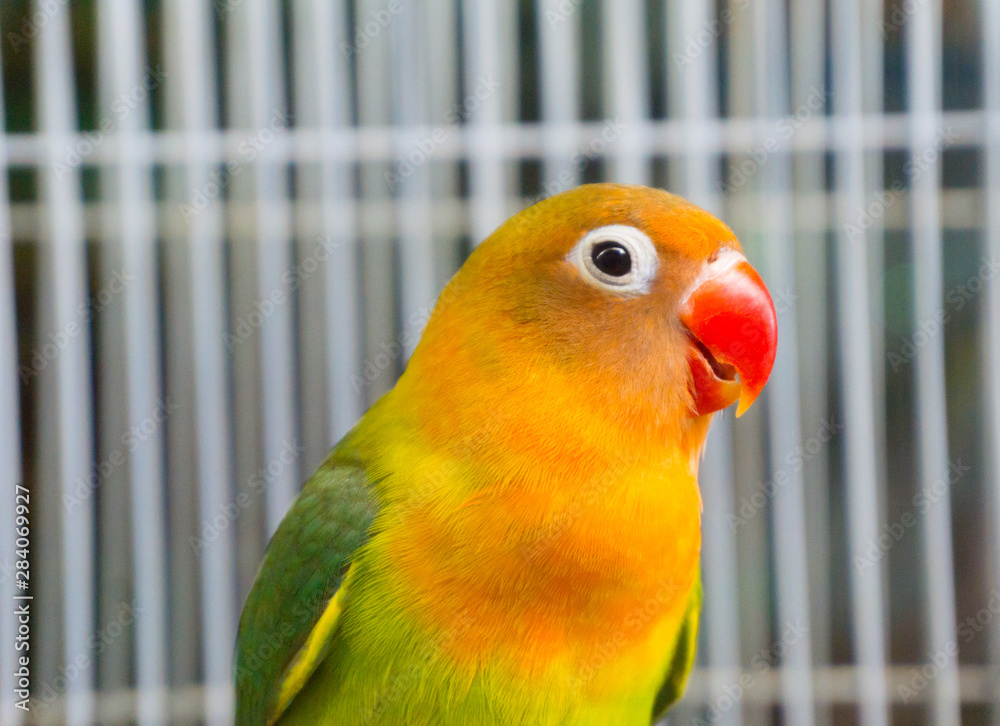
left=678, top=250, right=777, bottom=418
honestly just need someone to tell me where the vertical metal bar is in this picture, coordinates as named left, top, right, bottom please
left=698, top=420, right=743, bottom=725
left=97, top=0, right=169, bottom=722
left=291, top=0, right=363, bottom=444
left=906, top=1, right=960, bottom=723
left=243, top=0, right=299, bottom=534
left=498, top=1, right=521, bottom=206
left=723, top=11, right=771, bottom=722
left=160, top=0, right=204, bottom=700
left=601, top=0, right=648, bottom=185
left=831, top=1, right=891, bottom=724
left=983, top=0, right=1000, bottom=722
left=423, top=0, right=461, bottom=289
left=34, top=3, right=95, bottom=724
left=223, top=3, right=269, bottom=596
left=0, top=14, right=24, bottom=724
left=287, top=4, right=331, bottom=474
left=94, top=15, right=134, bottom=700
left=672, top=1, right=742, bottom=724
left=861, top=0, right=888, bottom=546
left=672, top=0, right=720, bottom=211
left=94, top=1, right=135, bottom=698
left=753, top=1, right=814, bottom=723
left=538, top=0, right=579, bottom=193
left=356, top=0, right=396, bottom=400
left=392, top=5, right=436, bottom=358
left=462, top=0, right=506, bottom=243
left=788, top=6, right=832, bottom=722
left=166, top=1, right=237, bottom=721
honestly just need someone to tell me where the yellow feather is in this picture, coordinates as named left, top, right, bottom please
left=271, top=564, right=356, bottom=725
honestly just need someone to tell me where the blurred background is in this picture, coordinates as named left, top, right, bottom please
left=1, top=0, right=998, bottom=724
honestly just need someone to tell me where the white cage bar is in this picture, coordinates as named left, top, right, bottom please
left=96, top=0, right=169, bottom=723
left=906, top=1, right=961, bottom=724
left=0, top=11, right=23, bottom=726
left=832, top=1, right=891, bottom=724
left=35, top=4, right=96, bottom=724
left=4, top=1, right=998, bottom=725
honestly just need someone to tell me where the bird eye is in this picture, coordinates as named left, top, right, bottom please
left=567, top=224, right=658, bottom=295
left=590, top=241, right=632, bottom=277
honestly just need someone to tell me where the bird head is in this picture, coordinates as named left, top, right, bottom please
left=400, top=184, right=777, bottom=458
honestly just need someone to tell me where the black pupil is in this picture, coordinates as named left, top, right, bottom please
left=591, top=241, right=631, bottom=277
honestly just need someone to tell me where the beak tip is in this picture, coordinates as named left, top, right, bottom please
left=735, top=384, right=761, bottom=418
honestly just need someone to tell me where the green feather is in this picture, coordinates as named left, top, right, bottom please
left=234, top=447, right=379, bottom=726
left=651, top=573, right=702, bottom=722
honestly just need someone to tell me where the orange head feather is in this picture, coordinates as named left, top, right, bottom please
left=394, top=183, right=776, bottom=464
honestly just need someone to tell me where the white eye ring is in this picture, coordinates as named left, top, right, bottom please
left=566, top=224, right=659, bottom=296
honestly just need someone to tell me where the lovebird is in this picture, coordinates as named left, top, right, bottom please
left=235, top=184, right=777, bottom=725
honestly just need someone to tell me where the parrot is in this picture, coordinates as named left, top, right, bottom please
left=234, top=183, right=778, bottom=725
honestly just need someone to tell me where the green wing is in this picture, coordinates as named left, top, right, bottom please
left=234, top=453, right=379, bottom=726
left=651, top=574, right=702, bottom=722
